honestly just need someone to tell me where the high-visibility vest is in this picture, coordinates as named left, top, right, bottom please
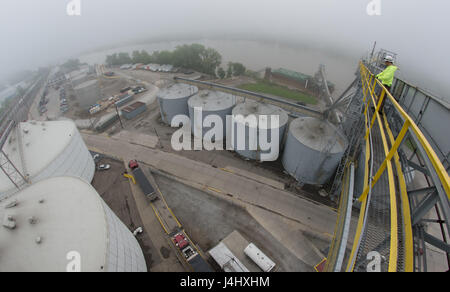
left=376, top=65, right=398, bottom=87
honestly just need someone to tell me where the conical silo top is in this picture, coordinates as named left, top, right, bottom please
left=157, top=83, right=198, bottom=100
left=232, top=100, right=289, bottom=129
left=289, top=117, right=347, bottom=153
left=188, top=90, right=235, bottom=111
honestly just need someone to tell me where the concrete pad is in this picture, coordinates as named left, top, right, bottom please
left=112, top=130, right=159, bottom=149
left=222, top=166, right=285, bottom=190
left=247, top=206, right=330, bottom=268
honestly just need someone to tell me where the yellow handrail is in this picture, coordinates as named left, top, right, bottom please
left=361, top=62, right=450, bottom=199
left=349, top=62, right=449, bottom=271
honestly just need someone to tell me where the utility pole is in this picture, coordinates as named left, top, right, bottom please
left=370, top=41, right=377, bottom=65
left=115, top=104, right=124, bottom=129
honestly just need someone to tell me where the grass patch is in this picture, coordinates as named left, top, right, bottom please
left=238, top=81, right=318, bottom=105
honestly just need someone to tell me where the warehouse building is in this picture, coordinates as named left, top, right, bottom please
left=122, top=102, right=147, bottom=120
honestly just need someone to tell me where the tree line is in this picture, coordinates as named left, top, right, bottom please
left=105, top=43, right=246, bottom=78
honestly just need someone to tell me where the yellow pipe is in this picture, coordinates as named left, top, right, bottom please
left=123, top=173, right=136, bottom=184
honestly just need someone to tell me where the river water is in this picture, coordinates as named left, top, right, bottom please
left=78, top=39, right=359, bottom=97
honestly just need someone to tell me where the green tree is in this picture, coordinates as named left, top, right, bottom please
left=105, top=53, right=118, bottom=66
left=232, top=62, right=246, bottom=76
left=226, top=62, right=246, bottom=77
left=132, top=50, right=152, bottom=64
left=226, top=62, right=233, bottom=78
left=217, top=67, right=226, bottom=79
left=117, top=52, right=132, bottom=65
left=105, top=43, right=223, bottom=76
left=200, top=48, right=222, bottom=76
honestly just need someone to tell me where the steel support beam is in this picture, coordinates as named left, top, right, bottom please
left=423, top=232, right=450, bottom=254
left=407, top=160, right=431, bottom=176
left=412, top=191, right=439, bottom=226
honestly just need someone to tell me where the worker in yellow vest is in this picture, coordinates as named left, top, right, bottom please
left=376, top=55, right=398, bottom=113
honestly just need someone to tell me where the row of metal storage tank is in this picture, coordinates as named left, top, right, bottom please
left=157, top=83, right=348, bottom=185
left=0, top=120, right=147, bottom=272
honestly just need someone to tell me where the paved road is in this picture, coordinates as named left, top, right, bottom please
left=28, top=86, right=61, bottom=121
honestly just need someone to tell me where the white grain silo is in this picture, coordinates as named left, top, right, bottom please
left=188, top=90, right=236, bottom=140
left=282, top=117, right=348, bottom=185
left=0, top=176, right=147, bottom=272
left=0, top=120, right=95, bottom=200
left=157, top=83, right=198, bottom=126
left=232, top=100, right=288, bottom=161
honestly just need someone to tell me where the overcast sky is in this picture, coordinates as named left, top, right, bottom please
left=1, top=0, right=449, bottom=98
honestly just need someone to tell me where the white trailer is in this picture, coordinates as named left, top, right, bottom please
left=244, top=243, right=276, bottom=272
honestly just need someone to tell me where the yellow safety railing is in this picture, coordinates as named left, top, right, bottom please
left=359, top=63, right=450, bottom=200
left=332, top=62, right=449, bottom=272
left=358, top=62, right=400, bottom=272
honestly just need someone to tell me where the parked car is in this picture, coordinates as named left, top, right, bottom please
left=98, top=164, right=110, bottom=171
left=120, top=87, right=132, bottom=94
left=92, top=154, right=100, bottom=161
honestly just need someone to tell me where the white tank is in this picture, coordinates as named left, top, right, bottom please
left=282, top=117, right=348, bottom=185
left=0, top=120, right=95, bottom=200
left=157, top=83, right=198, bottom=126
left=232, top=100, right=288, bottom=161
left=188, top=90, right=236, bottom=140
left=0, top=176, right=147, bottom=272
left=244, top=243, right=276, bottom=272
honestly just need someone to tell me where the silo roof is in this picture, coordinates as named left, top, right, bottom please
left=289, top=117, right=347, bottom=153
left=0, top=120, right=77, bottom=191
left=188, top=90, right=235, bottom=112
left=0, top=176, right=107, bottom=272
left=157, top=83, right=198, bottom=100
left=232, top=100, right=289, bottom=129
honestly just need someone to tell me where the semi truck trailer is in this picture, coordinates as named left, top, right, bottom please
left=128, top=160, right=157, bottom=201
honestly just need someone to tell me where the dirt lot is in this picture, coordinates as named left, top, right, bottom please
left=152, top=172, right=313, bottom=271
left=90, top=155, right=162, bottom=271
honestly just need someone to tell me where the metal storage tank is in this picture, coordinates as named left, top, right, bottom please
left=188, top=90, right=236, bottom=140
left=0, top=120, right=95, bottom=199
left=0, top=176, right=147, bottom=272
left=157, top=83, right=198, bottom=126
left=282, top=117, right=348, bottom=185
left=244, top=243, right=276, bottom=272
left=73, top=79, right=101, bottom=109
left=232, top=100, right=288, bottom=161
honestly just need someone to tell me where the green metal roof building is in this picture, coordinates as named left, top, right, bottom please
left=272, top=68, right=335, bottom=89
left=273, top=68, right=311, bottom=83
